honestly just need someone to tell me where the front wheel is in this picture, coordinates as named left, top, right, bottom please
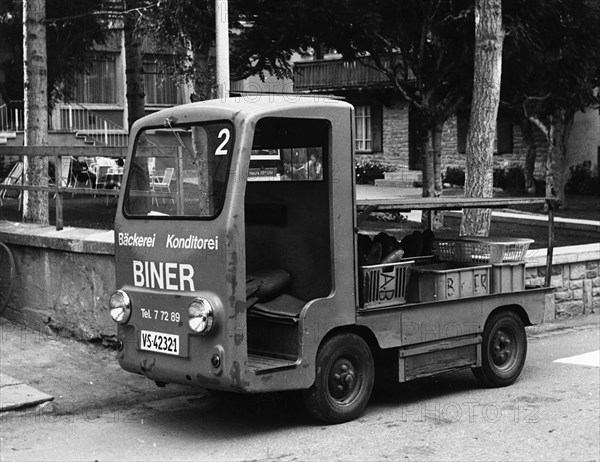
left=473, top=310, right=527, bottom=387
left=302, top=332, right=374, bottom=424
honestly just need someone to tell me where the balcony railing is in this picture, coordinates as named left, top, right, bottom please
left=293, top=57, right=393, bottom=92
left=0, top=102, right=24, bottom=132
left=56, top=103, right=128, bottom=147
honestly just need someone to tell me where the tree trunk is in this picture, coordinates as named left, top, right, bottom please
left=460, top=0, right=504, bottom=237
left=420, top=121, right=444, bottom=229
left=421, top=134, right=434, bottom=197
left=189, top=43, right=215, bottom=214
left=124, top=10, right=146, bottom=129
left=519, top=114, right=537, bottom=195
left=545, top=108, right=572, bottom=208
left=429, top=122, right=444, bottom=229
left=22, top=0, right=49, bottom=225
left=191, top=43, right=214, bottom=102
left=432, top=122, right=444, bottom=197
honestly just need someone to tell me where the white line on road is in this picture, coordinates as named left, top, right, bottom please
left=554, top=350, right=600, bottom=367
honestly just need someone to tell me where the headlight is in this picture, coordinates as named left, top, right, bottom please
left=109, top=290, right=131, bottom=324
left=188, top=298, right=214, bottom=334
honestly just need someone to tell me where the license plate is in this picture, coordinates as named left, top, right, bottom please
left=140, top=330, right=180, bottom=356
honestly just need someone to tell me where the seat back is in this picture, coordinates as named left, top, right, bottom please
left=162, top=167, right=174, bottom=185
left=0, top=161, right=23, bottom=201
left=3, top=161, right=23, bottom=184
left=96, top=165, right=110, bottom=187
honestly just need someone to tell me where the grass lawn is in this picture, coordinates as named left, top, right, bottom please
left=0, top=189, right=598, bottom=249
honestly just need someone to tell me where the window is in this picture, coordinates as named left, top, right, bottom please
left=353, top=103, right=382, bottom=153
left=143, top=56, right=184, bottom=106
left=74, top=57, right=118, bottom=104
left=124, top=121, right=234, bottom=218
left=355, top=105, right=372, bottom=152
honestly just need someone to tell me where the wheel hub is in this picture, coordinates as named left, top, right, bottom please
left=329, top=359, right=358, bottom=400
left=492, top=329, right=514, bottom=367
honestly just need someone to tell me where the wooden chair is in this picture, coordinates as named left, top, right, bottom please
left=104, top=166, right=124, bottom=205
left=95, top=165, right=111, bottom=190
left=151, top=167, right=175, bottom=205
left=0, top=161, right=24, bottom=207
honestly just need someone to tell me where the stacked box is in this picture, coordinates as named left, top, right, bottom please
left=361, top=260, right=414, bottom=309
left=406, top=262, right=491, bottom=303
left=491, top=261, right=526, bottom=293
left=433, top=237, right=532, bottom=295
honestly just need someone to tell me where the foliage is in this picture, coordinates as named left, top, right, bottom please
left=321, top=0, right=475, bottom=126
left=502, top=0, right=600, bottom=120
left=231, top=0, right=330, bottom=81
left=0, top=0, right=109, bottom=107
left=129, top=0, right=229, bottom=99
left=443, top=167, right=465, bottom=187
left=355, top=161, right=394, bottom=185
left=501, top=0, right=600, bottom=204
left=566, top=161, right=600, bottom=196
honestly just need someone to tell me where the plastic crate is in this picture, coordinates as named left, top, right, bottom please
left=406, top=262, right=491, bottom=302
left=435, top=237, right=533, bottom=264
left=402, top=255, right=436, bottom=266
left=491, top=261, right=526, bottom=294
left=361, top=260, right=414, bottom=309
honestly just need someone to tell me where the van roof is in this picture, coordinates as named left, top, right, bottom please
left=131, top=95, right=353, bottom=132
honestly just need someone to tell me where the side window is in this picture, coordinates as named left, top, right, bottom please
left=248, top=118, right=329, bottom=182
left=249, top=148, right=323, bottom=182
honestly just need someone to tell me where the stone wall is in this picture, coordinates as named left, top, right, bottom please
left=0, top=223, right=116, bottom=342
left=525, top=243, right=600, bottom=319
left=382, top=101, right=409, bottom=163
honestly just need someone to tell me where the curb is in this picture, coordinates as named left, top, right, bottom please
left=0, top=373, right=54, bottom=413
left=526, top=312, right=599, bottom=337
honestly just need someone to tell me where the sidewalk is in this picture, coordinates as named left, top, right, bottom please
left=0, top=373, right=53, bottom=412
left=1, top=313, right=598, bottom=417
left=0, top=317, right=203, bottom=419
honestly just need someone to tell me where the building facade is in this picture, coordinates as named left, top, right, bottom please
left=293, top=56, right=600, bottom=183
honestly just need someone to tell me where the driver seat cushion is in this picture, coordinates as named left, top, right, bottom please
left=246, top=269, right=291, bottom=302
left=248, top=294, right=305, bottom=322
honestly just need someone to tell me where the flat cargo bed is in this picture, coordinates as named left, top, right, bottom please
left=356, top=196, right=547, bottom=212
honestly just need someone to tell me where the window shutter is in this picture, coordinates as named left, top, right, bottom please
left=456, top=113, right=469, bottom=154
left=496, top=112, right=513, bottom=154
left=371, top=103, right=383, bottom=153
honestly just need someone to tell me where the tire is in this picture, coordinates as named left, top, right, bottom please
left=473, top=310, right=527, bottom=388
left=302, top=332, right=375, bottom=424
left=0, top=242, right=16, bottom=316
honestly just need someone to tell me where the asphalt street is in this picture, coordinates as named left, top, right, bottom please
left=0, top=317, right=598, bottom=461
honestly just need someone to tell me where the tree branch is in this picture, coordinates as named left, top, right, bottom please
left=527, top=114, right=550, bottom=140
left=44, top=3, right=159, bottom=25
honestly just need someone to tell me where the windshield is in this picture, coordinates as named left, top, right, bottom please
left=123, top=121, right=234, bottom=218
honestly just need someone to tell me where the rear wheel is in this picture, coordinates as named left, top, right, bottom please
left=473, top=310, right=527, bottom=387
left=302, top=332, right=374, bottom=424
left=0, top=242, right=15, bottom=315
